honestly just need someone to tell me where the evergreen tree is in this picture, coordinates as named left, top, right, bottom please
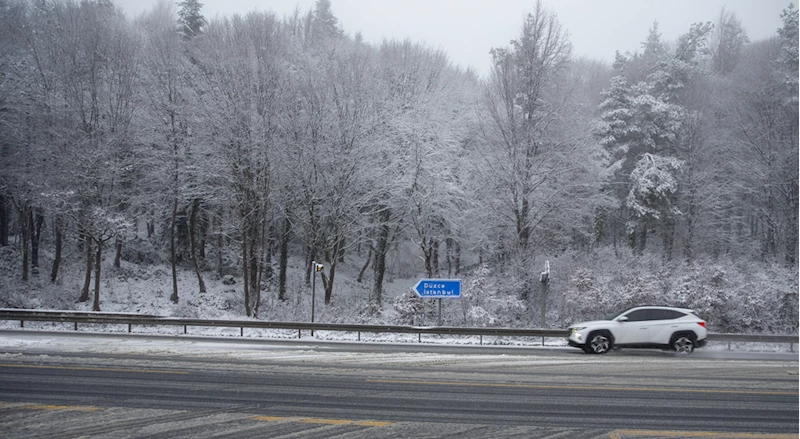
left=177, top=0, right=206, bottom=39
left=312, top=0, right=342, bottom=42
left=641, top=21, right=665, bottom=66
left=777, top=3, right=798, bottom=97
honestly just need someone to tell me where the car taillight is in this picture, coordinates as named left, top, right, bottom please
left=697, top=322, right=706, bottom=327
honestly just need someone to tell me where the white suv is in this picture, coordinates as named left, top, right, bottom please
left=567, top=306, right=708, bottom=354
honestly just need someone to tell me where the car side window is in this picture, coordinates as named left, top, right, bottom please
left=650, top=309, right=686, bottom=320
left=623, top=309, right=651, bottom=322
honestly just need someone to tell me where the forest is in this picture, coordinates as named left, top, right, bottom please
left=0, top=0, right=797, bottom=335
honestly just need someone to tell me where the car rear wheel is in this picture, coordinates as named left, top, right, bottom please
left=672, top=334, right=695, bottom=354
left=587, top=331, right=612, bottom=354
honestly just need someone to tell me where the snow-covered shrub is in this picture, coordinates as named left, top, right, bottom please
left=466, top=306, right=496, bottom=326
left=460, top=264, right=490, bottom=323
left=490, top=295, right=528, bottom=326
left=391, top=291, right=425, bottom=325
left=0, top=245, right=17, bottom=276
left=355, top=301, right=382, bottom=323
left=121, top=238, right=162, bottom=265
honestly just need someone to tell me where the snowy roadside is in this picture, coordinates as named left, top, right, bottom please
left=1, top=316, right=798, bottom=353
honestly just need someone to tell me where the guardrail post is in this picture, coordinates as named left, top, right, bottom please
left=74, top=322, right=78, bottom=331
left=240, top=327, right=243, bottom=337
left=128, top=324, right=131, bottom=333
left=791, top=342, right=794, bottom=353
left=418, top=333, right=421, bottom=343
left=298, top=329, right=301, bottom=339
left=20, top=320, right=23, bottom=328
left=358, top=331, right=361, bottom=342
left=184, top=325, right=187, bottom=334
left=480, top=335, right=483, bottom=345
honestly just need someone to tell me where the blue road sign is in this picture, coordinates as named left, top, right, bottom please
left=412, top=279, right=462, bottom=298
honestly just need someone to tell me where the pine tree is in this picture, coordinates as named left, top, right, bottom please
left=177, top=0, right=206, bottom=39
left=641, top=21, right=665, bottom=66
left=312, top=0, right=342, bottom=42
left=778, top=3, right=799, bottom=98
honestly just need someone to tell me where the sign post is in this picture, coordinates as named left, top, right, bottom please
left=311, top=261, right=323, bottom=336
left=412, top=279, right=461, bottom=326
left=540, top=260, right=550, bottom=345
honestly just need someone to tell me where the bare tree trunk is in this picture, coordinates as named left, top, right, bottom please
left=0, top=194, right=7, bottom=246
left=372, top=209, right=391, bottom=306
left=169, top=197, right=179, bottom=303
left=662, top=218, right=675, bottom=261
left=304, top=244, right=314, bottom=287
left=324, top=264, right=335, bottom=305
left=337, top=237, right=345, bottom=263
left=92, top=240, right=102, bottom=311
left=324, top=235, right=341, bottom=305
left=189, top=198, right=206, bottom=293
left=357, top=246, right=372, bottom=284
left=80, top=234, right=92, bottom=302
left=242, top=228, right=251, bottom=316
left=249, top=224, right=260, bottom=317
left=424, top=243, right=433, bottom=278
left=19, top=205, right=29, bottom=282
left=50, top=217, right=62, bottom=282
left=217, top=221, right=223, bottom=278
left=30, top=210, right=44, bottom=273
left=278, top=216, right=290, bottom=301
left=639, top=223, right=648, bottom=255
left=454, top=240, right=461, bottom=276
left=214, top=208, right=223, bottom=278
left=254, top=228, right=264, bottom=318
left=147, top=210, right=155, bottom=238
left=432, top=239, right=439, bottom=276
left=199, top=208, right=207, bottom=260
left=114, top=237, right=122, bottom=269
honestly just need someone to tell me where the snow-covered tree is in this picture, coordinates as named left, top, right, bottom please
left=709, top=8, right=748, bottom=75
left=478, top=0, right=573, bottom=275
left=191, top=12, right=285, bottom=316
left=177, top=0, right=206, bottom=39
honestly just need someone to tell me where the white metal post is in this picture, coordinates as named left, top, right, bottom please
left=311, top=260, right=316, bottom=336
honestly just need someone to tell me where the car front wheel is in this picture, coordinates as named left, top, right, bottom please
left=587, top=332, right=612, bottom=354
left=672, top=334, right=695, bottom=354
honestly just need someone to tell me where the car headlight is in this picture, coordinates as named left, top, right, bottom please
left=570, top=327, right=586, bottom=339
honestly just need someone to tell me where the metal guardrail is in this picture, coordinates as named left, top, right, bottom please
left=0, top=309, right=796, bottom=350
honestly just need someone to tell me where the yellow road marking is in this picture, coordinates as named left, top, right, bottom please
left=251, top=415, right=391, bottom=427
left=357, top=420, right=393, bottom=427
left=609, top=429, right=798, bottom=438
left=251, top=416, right=286, bottom=422
left=0, top=363, right=189, bottom=375
left=300, top=418, right=354, bottom=425
left=0, top=402, right=101, bottom=412
left=367, top=379, right=798, bottom=396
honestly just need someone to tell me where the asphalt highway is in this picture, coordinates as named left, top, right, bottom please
left=0, top=331, right=797, bottom=438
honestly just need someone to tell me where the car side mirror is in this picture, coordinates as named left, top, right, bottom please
left=617, top=316, right=628, bottom=322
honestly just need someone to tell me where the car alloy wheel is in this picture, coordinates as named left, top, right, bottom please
left=588, top=333, right=611, bottom=354
left=673, top=335, right=695, bottom=354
